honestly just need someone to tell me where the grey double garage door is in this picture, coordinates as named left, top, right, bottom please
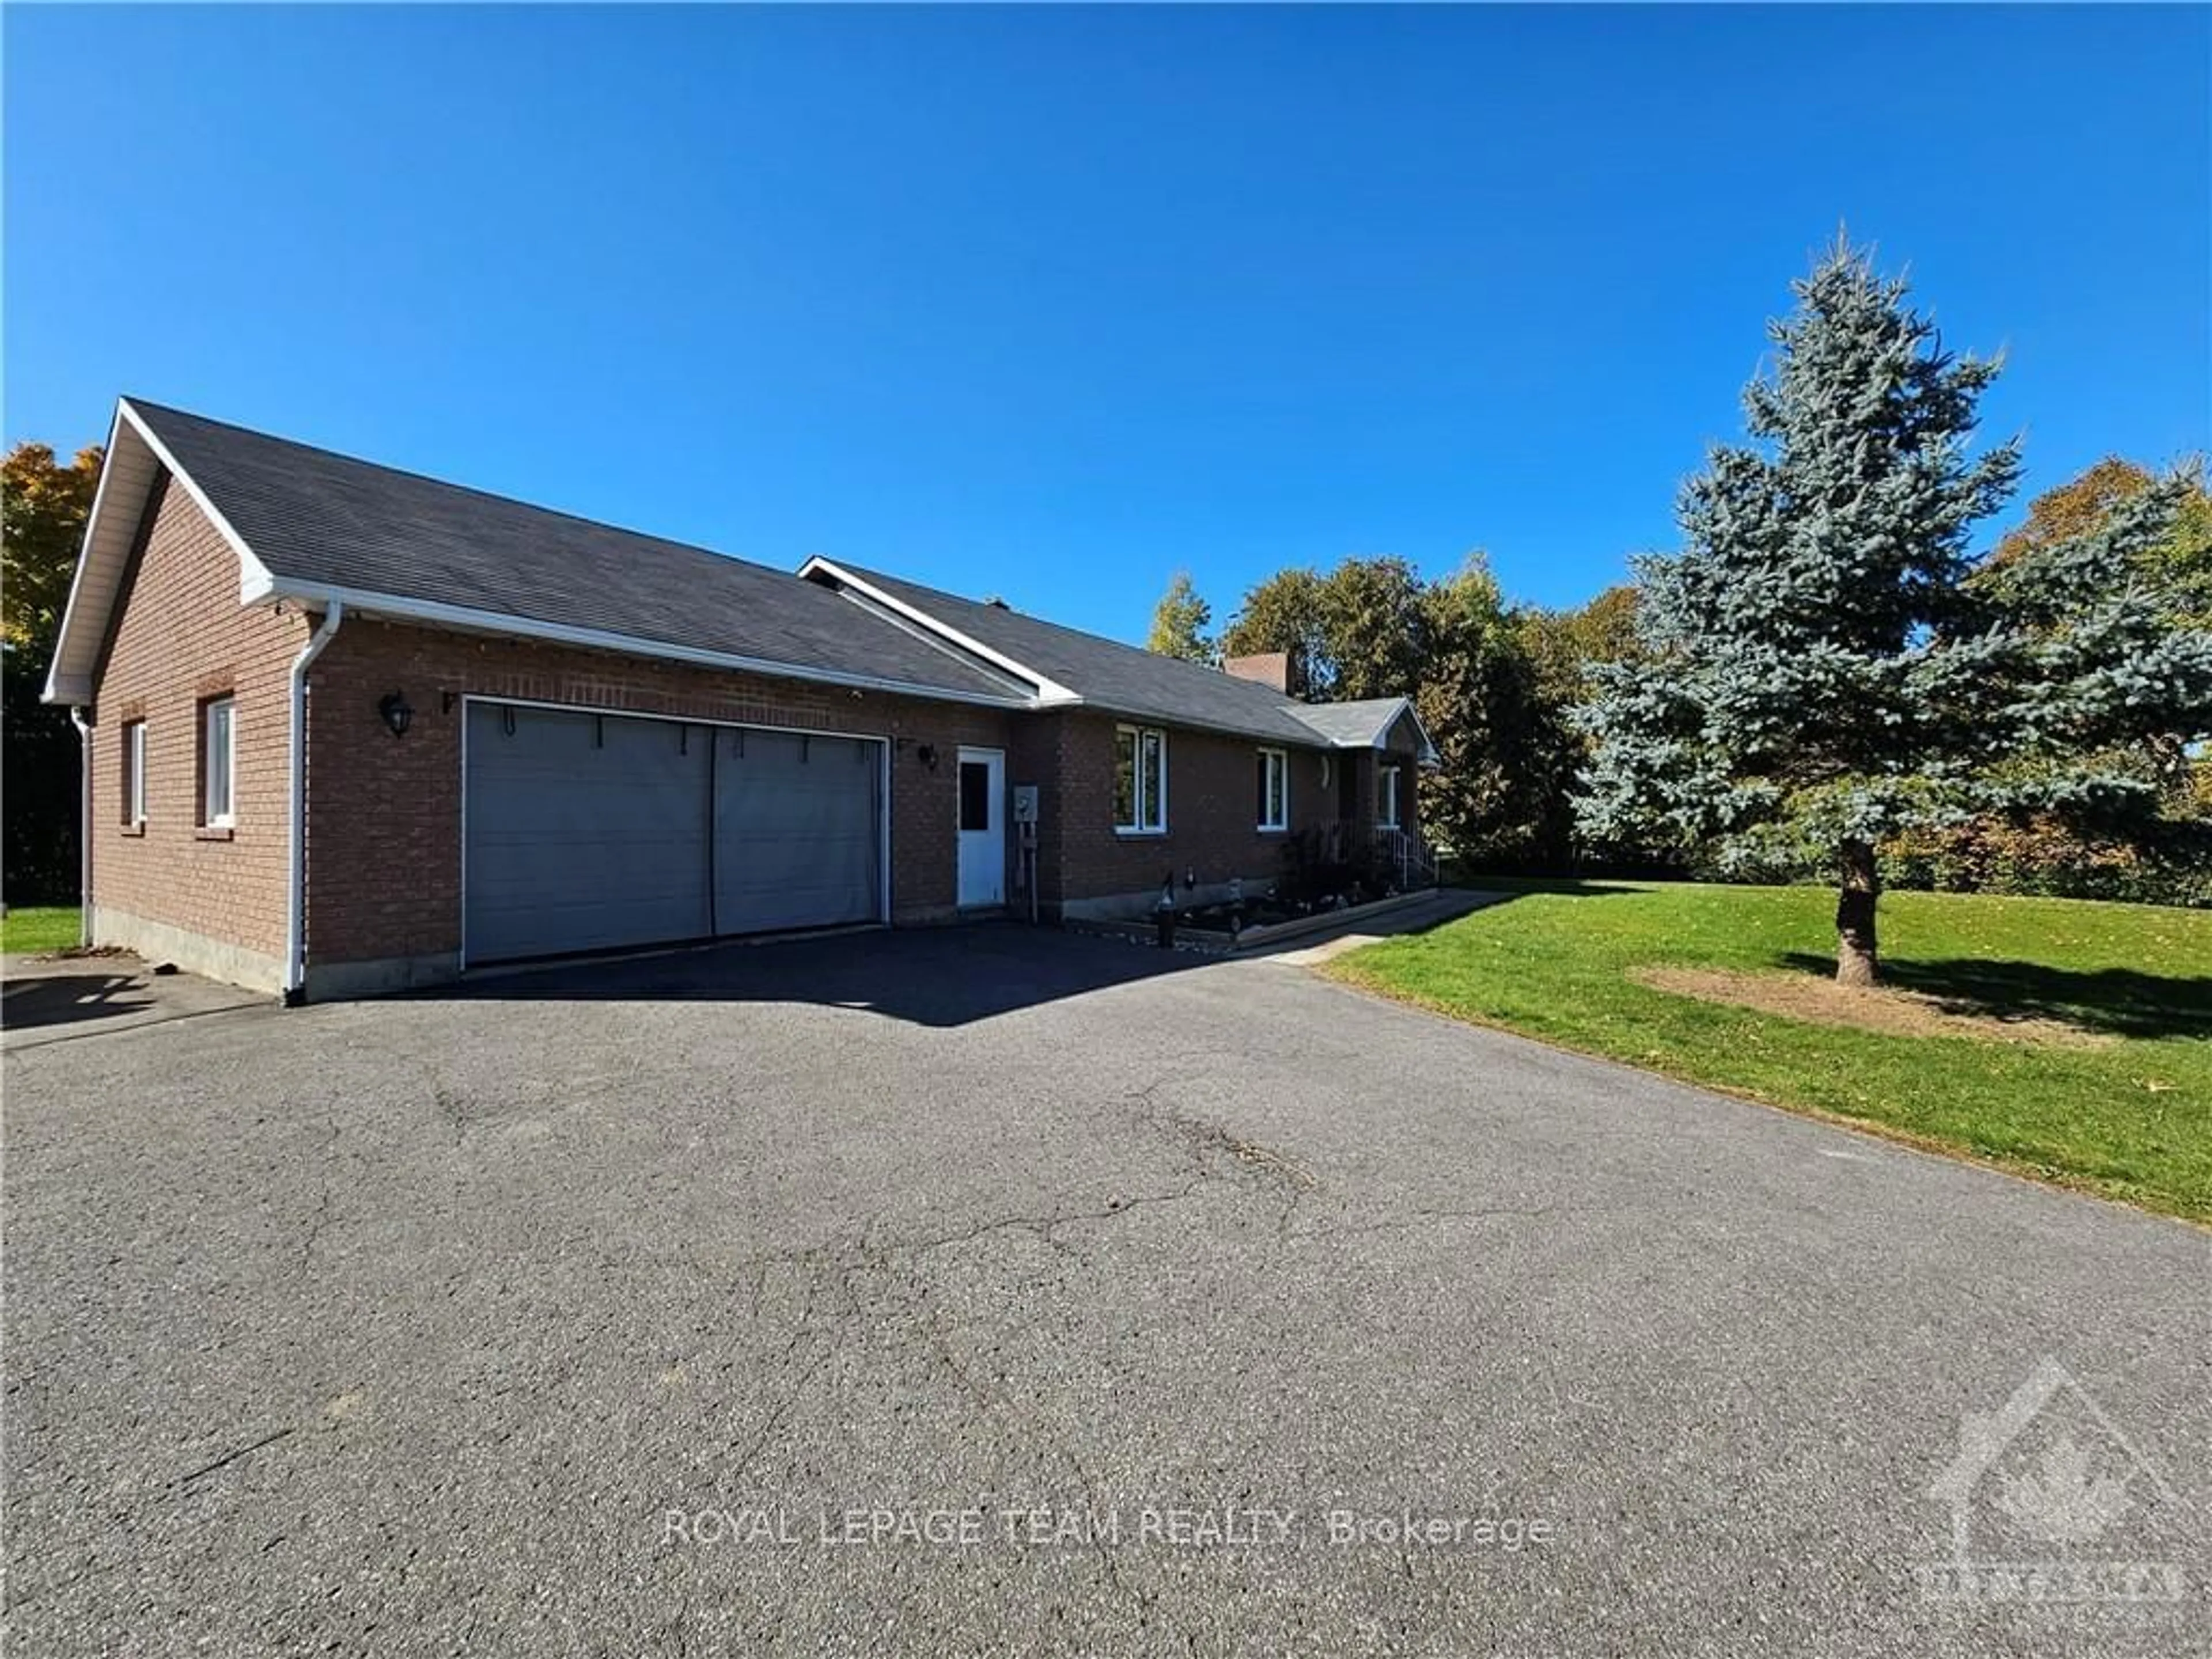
left=464, top=703, right=884, bottom=964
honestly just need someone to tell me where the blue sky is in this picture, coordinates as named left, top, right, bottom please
left=6, top=6, right=2206, bottom=642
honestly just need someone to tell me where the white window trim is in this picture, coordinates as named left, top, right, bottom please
left=1114, top=723, right=1168, bottom=836
left=125, top=720, right=147, bottom=826
left=202, top=696, right=236, bottom=828
left=1256, top=747, right=1288, bottom=832
left=1377, top=763, right=1402, bottom=830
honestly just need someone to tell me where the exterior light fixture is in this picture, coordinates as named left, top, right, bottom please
left=378, top=691, right=414, bottom=738
left=916, top=743, right=938, bottom=770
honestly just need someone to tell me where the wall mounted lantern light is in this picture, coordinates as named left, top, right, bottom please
left=915, top=743, right=938, bottom=771
left=378, top=690, right=414, bottom=738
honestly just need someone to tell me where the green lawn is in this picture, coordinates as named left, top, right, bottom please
left=1, top=907, right=81, bottom=955
left=1327, top=881, right=2212, bottom=1222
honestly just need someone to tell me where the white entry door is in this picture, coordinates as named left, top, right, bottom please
left=956, top=747, right=1005, bottom=907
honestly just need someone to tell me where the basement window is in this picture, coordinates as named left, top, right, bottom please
left=1114, top=724, right=1166, bottom=835
left=1256, top=748, right=1287, bottom=832
left=200, top=696, right=236, bottom=828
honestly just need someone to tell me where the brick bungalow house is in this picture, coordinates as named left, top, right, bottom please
left=43, top=399, right=1435, bottom=1001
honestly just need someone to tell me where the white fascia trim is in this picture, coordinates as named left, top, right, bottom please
left=42, top=399, right=277, bottom=704
left=1290, top=696, right=1442, bottom=765
left=41, top=403, right=128, bottom=704
left=797, top=556, right=1082, bottom=705
left=116, top=399, right=275, bottom=604
left=1388, top=699, right=1443, bottom=767
left=260, top=580, right=1036, bottom=711
left=824, top=584, right=1039, bottom=699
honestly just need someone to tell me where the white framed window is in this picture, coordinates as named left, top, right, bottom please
left=123, top=720, right=147, bottom=827
left=201, top=696, right=236, bottom=828
left=1113, top=724, right=1167, bottom=834
left=1256, top=748, right=1287, bottom=832
left=1377, top=763, right=1401, bottom=830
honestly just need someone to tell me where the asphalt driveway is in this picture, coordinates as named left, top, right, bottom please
left=3, top=925, right=2204, bottom=1656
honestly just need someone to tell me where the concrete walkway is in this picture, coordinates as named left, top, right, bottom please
left=1257, top=885, right=1505, bottom=965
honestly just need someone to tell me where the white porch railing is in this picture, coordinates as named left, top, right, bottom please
left=1374, top=826, right=1438, bottom=891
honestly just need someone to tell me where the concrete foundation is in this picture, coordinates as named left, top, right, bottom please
left=89, top=907, right=285, bottom=997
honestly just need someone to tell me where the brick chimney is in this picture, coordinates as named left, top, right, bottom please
left=1223, top=650, right=1306, bottom=698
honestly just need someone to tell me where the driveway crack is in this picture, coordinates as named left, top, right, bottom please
left=169, top=1425, right=296, bottom=1490
left=297, top=1109, right=340, bottom=1274
left=885, top=1184, right=1206, bottom=1261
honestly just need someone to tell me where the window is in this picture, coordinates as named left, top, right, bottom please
left=201, top=696, right=236, bottom=828
left=1113, top=724, right=1166, bottom=834
left=958, top=758, right=991, bottom=832
left=1256, top=748, right=1287, bottom=832
left=123, top=721, right=147, bottom=827
left=1376, top=763, right=1401, bottom=830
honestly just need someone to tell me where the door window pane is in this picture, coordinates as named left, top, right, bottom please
left=959, top=760, right=991, bottom=832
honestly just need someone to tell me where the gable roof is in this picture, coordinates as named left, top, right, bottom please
left=803, top=558, right=1338, bottom=747
left=45, top=399, right=1027, bottom=708
left=804, top=558, right=1438, bottom=756
left=47, top=397, right=1441, bottom=757
left=1280, top=696, right=1438, bottom=760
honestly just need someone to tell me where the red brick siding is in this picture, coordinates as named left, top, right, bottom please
left=302, top=620, right=1018, bottom=967
left=86, top=476, right=308, bottom=960
left=86, top=493, right=1427, bottom=983
left=1005, top=713, right=1071, bottom=908
left=1336, top=747, right=1424, bottom=846
left=1047, top=711, right=1334, bottom=904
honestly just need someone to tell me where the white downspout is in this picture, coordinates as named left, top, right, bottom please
left=69, top=706, right=93, bottom=947
left=284, top=601, right=344, bottom=1004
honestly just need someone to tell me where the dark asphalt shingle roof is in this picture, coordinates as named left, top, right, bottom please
left=1279, top=698, right=1417, bottom=748
left=126, top=400, right=1022, bottom=703
left=822, top=563, right=1339, bottom=747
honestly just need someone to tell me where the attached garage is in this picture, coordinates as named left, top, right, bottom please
left=463, top=702, right=884, bottom=964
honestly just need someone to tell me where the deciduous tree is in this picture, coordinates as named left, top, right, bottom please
left=3, top=442, right=101, bottom=652
left=1219, top=556, right=1428, bottom=700
left=1418, top=558, right=1576, bottom=866
left=1219, top=567, right=1332, bottom=693
left=2, top=440, right=103, bottom=903
left=1993, top=455, right=2211, bottom=624
left=1144, top=571, right=1215, bottom=663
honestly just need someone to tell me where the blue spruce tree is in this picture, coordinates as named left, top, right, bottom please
left=1578, top=238, right=2211, bottom=984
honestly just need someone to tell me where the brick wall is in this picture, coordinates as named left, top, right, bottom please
left=84, top=490, right=1428, bottom=992
left=301, top=620, right=1018, bottom=971
left=1004, top=712, right=1068, bottom=910
left=86, top=476, right=308, bottom=982
left=1046, top=710, right=1335, bottom=911
left=1335, top=747, right=1425, bottom=849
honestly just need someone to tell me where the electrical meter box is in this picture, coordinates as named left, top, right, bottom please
left=1012, top=785, right=1040, bottom=824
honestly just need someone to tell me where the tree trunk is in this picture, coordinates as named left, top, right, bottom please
left=1835, top=838, right=1880, bottom=987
